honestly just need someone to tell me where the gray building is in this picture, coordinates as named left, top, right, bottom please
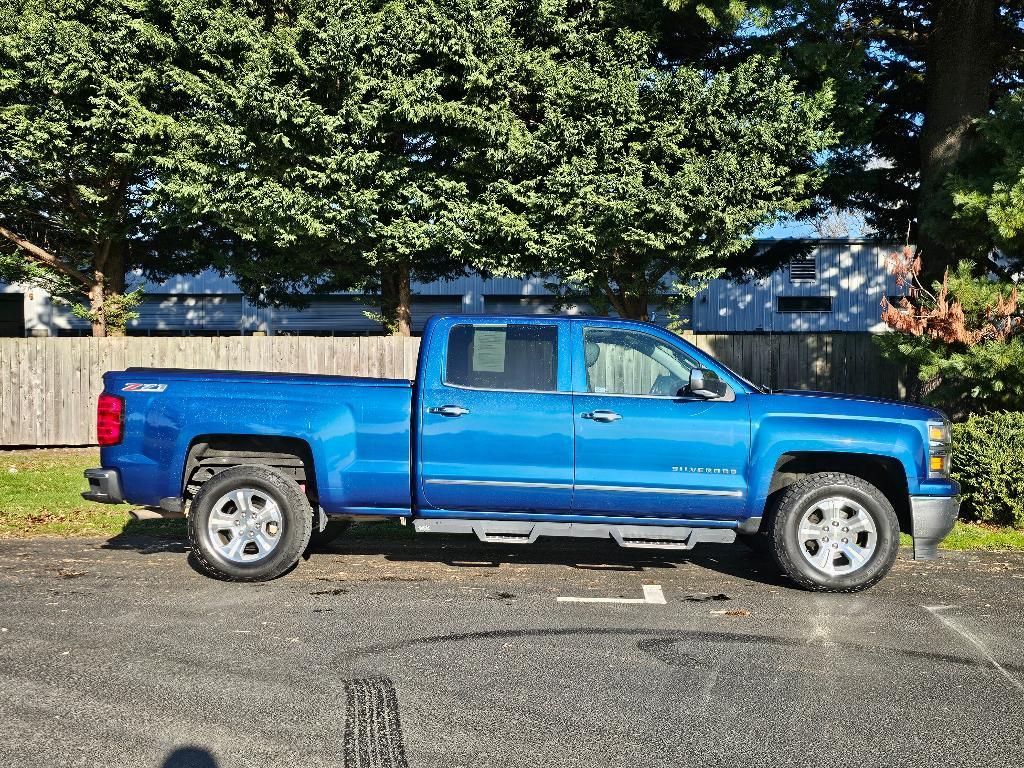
left=1, top=239, right=900, bottom=337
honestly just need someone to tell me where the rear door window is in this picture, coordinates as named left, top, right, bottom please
left=445, top=324, right=558, bottom=392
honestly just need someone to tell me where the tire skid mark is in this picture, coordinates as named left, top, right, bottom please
left=923, top=604, right=1024, bottom=696
left=334, top=625, right=1024, bottom=675
left=343, top=677, right=409, bottom=768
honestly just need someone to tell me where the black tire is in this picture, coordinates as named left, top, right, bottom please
left=187, top=465, right=313, bottom=582
left=767, top=472, right=900, bottom=593
left=309, top=519, right=353, bottom=550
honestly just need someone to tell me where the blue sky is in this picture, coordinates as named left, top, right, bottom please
left=754, top=210, right=873, bottom=239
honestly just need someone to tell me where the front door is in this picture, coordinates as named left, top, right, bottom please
left=418, top=320, right=574, bottom=513
left=571, top=324, right=750, bottom=520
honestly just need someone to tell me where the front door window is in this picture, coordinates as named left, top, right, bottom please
left=583, top=327, right=699, bottom=397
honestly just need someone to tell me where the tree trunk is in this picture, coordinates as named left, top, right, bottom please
left=616, top=290, right=650, bottom=320
left=918, top=0, right=997, bottom=281
left=107, top=250, right=125, bottom=294
left=88, top=279, right=107, bottom=337
left=395, top=260, right=411, bottom=337
left=106, top=247, right=126, bottom=337
left=87, top=243, right=128, bottom=337
left=380, top=261, right=412, bottom=336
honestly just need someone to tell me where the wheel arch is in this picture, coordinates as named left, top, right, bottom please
left=760, top=451, right=911, bottom=534
left=181, top=434, right=318, bottom=505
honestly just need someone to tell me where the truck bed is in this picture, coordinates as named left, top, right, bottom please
left=121, top=367, right=412, bottom=387
left=101, top=368, right=413, bottom=513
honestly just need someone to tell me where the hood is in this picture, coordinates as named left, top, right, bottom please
left=775, top=389, right=904, bottom=406
left=763, top=389, right=946, bottom=423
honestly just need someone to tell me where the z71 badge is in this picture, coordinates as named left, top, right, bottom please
left=122, top=383, right=167, bottom=392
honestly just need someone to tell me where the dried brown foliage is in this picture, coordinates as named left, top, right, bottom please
left=880, top=246, right=1022, bottom=344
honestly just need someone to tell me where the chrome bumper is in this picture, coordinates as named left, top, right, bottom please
left=910, top=495, right=960, bottom=560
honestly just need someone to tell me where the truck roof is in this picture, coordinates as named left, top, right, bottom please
left=426, top=313, right=658, bottom=326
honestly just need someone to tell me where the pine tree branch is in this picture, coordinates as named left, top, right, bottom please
left=601, top=280, right=627, bottom=318
left=0, top=226, right=95, bottom=290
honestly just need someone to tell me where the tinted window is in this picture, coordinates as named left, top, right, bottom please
left=776, top=295, right=832, bottom=312
left=446, top=324, right=558, bottom=392
left=584, top=328, right=699, bottom=396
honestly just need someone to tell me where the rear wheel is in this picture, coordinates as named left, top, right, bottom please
left=187, top=465, right=313, bottom=581
left=768, top=472, right=900, bottom=593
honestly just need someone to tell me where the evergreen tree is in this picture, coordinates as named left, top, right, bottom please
left=879, top=250, right=1024, bottom=415
left=172, top=0, right=533, bottom=335
left=0, top=0, right=240, bottom=335
left=950, top=93, right=1024, bottom=271
left=478, top=6, right=836, bottom=319
left=756, top=1, right=1024, bottom=278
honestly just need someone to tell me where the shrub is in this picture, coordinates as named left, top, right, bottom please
left=951, top=412, right=1024, bottom=528
left=877, top=253, right=1023, bottom=417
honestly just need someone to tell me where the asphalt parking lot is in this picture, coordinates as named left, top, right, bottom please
left=1, top=532, right=1022, bottom=768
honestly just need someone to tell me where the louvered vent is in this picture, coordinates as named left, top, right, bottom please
left=789, top=254, right=817, bottom=282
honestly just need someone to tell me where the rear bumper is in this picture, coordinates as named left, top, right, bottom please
left=911, top=495, right=960, bottom=560
left=82, top=468, right=124, bottom=505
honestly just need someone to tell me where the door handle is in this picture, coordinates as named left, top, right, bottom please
left=581, top=410, right=621, bottom=423
left=428, top=404, right=470, bottom=417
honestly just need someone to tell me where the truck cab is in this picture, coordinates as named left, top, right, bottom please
left=84, top=314, right=960, bottom=592
left=416, top=315, right=750, bottom=523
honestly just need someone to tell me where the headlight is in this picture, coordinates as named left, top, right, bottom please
left=927, top=421, right=951, bottom=478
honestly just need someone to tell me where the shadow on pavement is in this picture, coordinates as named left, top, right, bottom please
left=161, top=746, right=217, bottom=768
left=101, top=518, right=188, bottom=554
left=100, top=520, right=790, bottom=588
left=324, top=531, right=791, bottom=588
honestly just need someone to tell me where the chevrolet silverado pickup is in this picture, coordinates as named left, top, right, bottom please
left=83, top=314, right=960, bottom=592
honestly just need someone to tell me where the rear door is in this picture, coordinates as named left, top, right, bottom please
left=418, top=319, right=574, bottom=513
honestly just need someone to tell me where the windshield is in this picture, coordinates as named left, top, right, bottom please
left=714, top=359, right=765, bottom=393
left=663, top=329, right=766, bottom=393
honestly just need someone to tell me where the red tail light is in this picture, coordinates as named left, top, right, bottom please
left=97, top=393, right=124, bottom=446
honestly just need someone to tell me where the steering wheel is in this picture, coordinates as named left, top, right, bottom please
left=649, top=374, right=686, bottom=397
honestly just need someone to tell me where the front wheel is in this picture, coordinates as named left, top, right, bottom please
left=187, top=465, right=313, bottom=581
left=768, top=472, right=900, bottom=593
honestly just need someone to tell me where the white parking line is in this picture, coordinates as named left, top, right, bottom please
left=923, top=604, right=1024, bottom=695
left=558, top=584, right=666, bottom=604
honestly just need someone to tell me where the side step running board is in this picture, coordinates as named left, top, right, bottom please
left=412, top=519, right=736, bottom=550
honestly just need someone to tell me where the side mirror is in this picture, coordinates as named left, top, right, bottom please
left=688, top=368, right=729, bottom=399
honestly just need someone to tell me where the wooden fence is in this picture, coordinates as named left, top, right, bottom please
left=683, top=333, right=905, bottom=400
left=0, top=336, right=420, bottom=446
left=0, top=333, right=903, bottom=446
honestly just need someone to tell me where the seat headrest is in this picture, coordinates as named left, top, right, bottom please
left=584, top=341, right=600, bottom=368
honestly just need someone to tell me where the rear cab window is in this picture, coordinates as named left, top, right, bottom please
left=445, top=324, right=558, bottom=392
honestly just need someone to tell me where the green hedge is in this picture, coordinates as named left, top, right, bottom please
left=951, top=412, right=1024, bottom=528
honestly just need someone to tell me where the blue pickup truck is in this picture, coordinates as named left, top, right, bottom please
left=83, top=314, right=959, bottom=592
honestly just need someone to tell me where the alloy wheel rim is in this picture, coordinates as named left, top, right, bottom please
left=796, top=495, right=877, bottom=576
left=207, top=488, right=283, bottom=563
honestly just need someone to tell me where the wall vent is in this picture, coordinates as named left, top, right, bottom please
left=789, top=253, right=817, bottom=282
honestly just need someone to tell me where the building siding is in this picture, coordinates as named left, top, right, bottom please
left=691, top=241, right=899, bottom=333
left=4, top=240, right=900, bottom=336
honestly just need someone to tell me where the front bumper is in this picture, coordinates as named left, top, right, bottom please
left=82, top=468, right=124, bottom=505
left=911, top=495, right=960, bottom=560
